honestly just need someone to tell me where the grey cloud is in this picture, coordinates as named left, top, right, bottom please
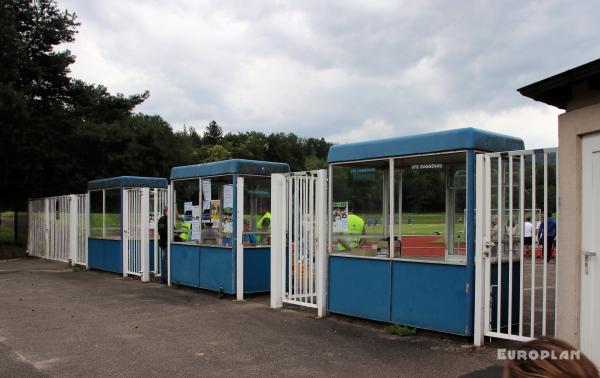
left=59, top=0, right=600, bottom=145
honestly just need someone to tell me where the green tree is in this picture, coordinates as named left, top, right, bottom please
left=304, top=154, right=327, bottom=170
left=0, top=0, right=80, bottom=208
left=202, top=145, right=232, bottom=163
left=0, top=1, right=150, bottom=206
left=202, top=120, right=223, bottom=145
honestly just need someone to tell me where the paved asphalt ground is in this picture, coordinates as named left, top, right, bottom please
left=0, top=257, right=508, bottom=377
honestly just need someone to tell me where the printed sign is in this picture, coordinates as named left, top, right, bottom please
left=210, top=200, right=221, bottom=226
left=202, top=179, right=211, bottom=201
left=332, top=201, right=348, bottom=233
left=191, top=219, right=200, bottom=241
left=202, top=200, right=211, bottom=223
left=223, top=184, right=233, bottom=211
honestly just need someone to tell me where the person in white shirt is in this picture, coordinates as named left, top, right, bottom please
left=523, top=217, right=533, bottom=257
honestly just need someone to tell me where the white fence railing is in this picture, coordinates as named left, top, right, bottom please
left=474, top=148, right=558, bottom=345
left=27, top=194, right=88, bottom=266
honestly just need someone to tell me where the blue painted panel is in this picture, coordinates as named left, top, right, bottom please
left=170, top=244, right=200, bottom=287
left=328, top=256, right=391, bottom=322
left=171, top=159, right=289, bottom=180
left=199, top=246, right=234, bottom=293
left=327, top=127, right=525, bottom=163
left=244, top=247, right=270, bottom=293
left=391, top=261, right=469, bottom=335
left=88, top=238, right=122, bottom=273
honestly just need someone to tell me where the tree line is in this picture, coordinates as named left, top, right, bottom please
left=0, top=0, right=330, bottom=211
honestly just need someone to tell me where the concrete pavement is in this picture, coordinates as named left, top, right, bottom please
left=0, top=257, right=506, bottom=377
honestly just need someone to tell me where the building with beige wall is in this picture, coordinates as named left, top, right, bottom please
left=519, top=58, right=600, bottom=364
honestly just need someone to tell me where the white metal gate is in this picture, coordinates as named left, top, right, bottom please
left=123, top=188, right=167, bottom=281
left=27, top=194, right=88, bottom=266
left=75, top=194, right=88, bottom=266
left=270, top=170, right=328, bottom=317
left=123, top=188, right=149, bottom=281
left=474, top=148, right=558, bottom=345
left=48, top=196, right=70, bottom=262
left=28, top=198, right=48, bottom=258
left=151, top=188, right=168, bottom=276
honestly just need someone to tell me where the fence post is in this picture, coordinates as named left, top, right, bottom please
left=69, top=195, right=78, bottom=265
left=316, top=169, right=328, bottom=318
left=141, top=188, right=150, bottom=282
left=270, top=174, right=285, bottom=309
left=167, top=183, right=172, bottom=286
left=236, top=176, right=244, bottom=300
left=44, top=198, right=50, bottom=258
left=474, top=154, right=486, bottom=346
left=27, top=201, right=32, bottom=254
left=122, top=190, right=129, bottom=278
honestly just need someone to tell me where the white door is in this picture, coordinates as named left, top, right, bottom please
left=581, top=132, right=600, bottom=366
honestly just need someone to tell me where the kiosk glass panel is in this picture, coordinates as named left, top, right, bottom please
left=393, top=152, right=467, bottom=263
left=172, top=179, right=199, bottom=243
left=104, top=188, right=121, bottom=239
left=89, top=190, right=103, bottom=238
left=200, top=177, right=233, bottom=247
left=330, top=160, right=390, bottom=258
left=243, top=177, right=271, bottom=247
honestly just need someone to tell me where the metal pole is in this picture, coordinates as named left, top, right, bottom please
left=69, top=195, right=78, bottom=265
left=236, top=176, right=245, bottom=300
left=141, top=188, right=150, bottom=282
left=122, top=190, right=129, bottom=278
left=270, top=174, right=285, bottom=309
left=316, top=169, right=328, bottom=318
left=474, top=154, right=486, bottom=346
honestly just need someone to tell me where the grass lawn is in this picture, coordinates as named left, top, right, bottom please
left=357, top=212, right=465, bottom=236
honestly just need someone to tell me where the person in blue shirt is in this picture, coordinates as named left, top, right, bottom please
left=537, top=214, right=557, bottom=262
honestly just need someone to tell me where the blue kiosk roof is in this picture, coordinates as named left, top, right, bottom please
left=170, top=159, right=290, bottom=180
left=87, top=176, right=168, bottom=191
left=327, top=127, right=525, bottom=163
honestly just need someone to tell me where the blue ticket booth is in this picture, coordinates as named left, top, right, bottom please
left=87, top=176, right=168, bottom=274
left=326, top=127, right=524, bottom=335
left=169, top=159, right=290, bottom=298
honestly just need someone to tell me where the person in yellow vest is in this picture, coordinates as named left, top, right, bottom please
left=337, top=204, right=365, bottom=251
left=257, top=207, right=271, bottom=245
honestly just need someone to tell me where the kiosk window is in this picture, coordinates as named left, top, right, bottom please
left=394, top=153, right=467, bottom=263
left=89, top=190, right=103, bottom=238
left=330, top=160, right=390, bottom=258
left=89, top=188, right=121, bottom=239
left=105, top=189, right=121, bottom=239
left=243, top=177, right=271, bottom=247
left=200, top=177, right=233, bottom=247
left=172, top=179, right=199, bottom=243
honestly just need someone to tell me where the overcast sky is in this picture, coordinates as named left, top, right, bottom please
left=57, top=0, right=600, bottom=148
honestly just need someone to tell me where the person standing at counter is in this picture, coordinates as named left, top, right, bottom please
left=257, top=206, right=271, bottom=245
left=157, top=206, right=169, bottom=284
left=337, top=204, right=365, bottom=251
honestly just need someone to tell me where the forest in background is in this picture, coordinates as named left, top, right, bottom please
left=0, top=0, right=330, bottom=211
